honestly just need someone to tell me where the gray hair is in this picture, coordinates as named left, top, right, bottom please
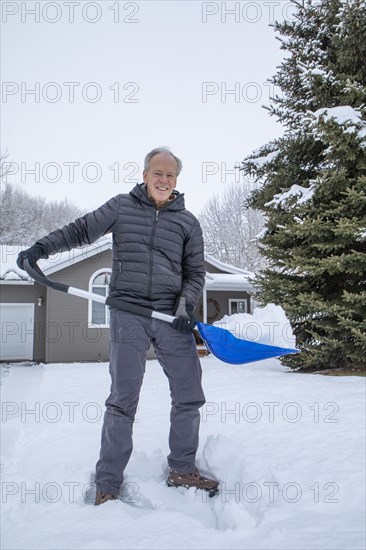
left=144, top=147, right=183, bottom=176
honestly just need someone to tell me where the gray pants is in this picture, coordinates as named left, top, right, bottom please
left=95, top=309, right=206, bottom=494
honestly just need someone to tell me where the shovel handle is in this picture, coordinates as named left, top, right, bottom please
left=23, top=258, right=176, bottom=323
left=106, top=295, right=175, bottom=323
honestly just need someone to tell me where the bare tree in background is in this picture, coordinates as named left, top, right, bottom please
left=198, top=181, right=266, bottom=271
left=0, top=182, right=84, bottom=245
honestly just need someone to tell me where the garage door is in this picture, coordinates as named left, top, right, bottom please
left=0, top=304, right=34, bottom=361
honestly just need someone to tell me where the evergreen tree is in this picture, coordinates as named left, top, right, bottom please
left=240, top=0, right=366, bottom=371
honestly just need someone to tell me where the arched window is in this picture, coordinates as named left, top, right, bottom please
left=88, top=269, right=111, bottom=327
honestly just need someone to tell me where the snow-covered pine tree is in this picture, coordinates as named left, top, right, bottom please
left=240, top=0, right=366, bottom=371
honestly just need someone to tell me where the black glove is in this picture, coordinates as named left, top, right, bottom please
left=17, top=243, right=49, bottom=271
left=171, top=297, right=196, bottom=334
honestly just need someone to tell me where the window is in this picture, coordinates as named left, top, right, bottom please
left=89, top=270, right=111, bottom=326
left=229, top=299, right=248, bottom=315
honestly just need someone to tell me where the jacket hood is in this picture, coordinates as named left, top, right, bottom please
left=130, top=183, right=186, bottom=211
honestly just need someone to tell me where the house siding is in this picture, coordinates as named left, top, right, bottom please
left=197, top=290, right=251, bottom=323
left=1, top=251, right=254, bottom=363
left=46, top=250, right=112, bottom=363
left=0, top=283, right=47, bottom=362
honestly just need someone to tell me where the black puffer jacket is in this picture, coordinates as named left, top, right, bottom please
left=38, top=184, right=205, bottom=312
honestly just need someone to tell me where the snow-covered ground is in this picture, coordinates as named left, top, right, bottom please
left=1, top=357, right=365, bottom=550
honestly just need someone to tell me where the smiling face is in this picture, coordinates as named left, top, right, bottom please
left=143, top=153, right=178, bottom=208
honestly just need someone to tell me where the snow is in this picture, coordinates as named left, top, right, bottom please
left=314, top=106, right=362, bottom=127
left=265, top=184, right=315, bottom=208
left=205, top=254, right=253, bottom=276
left=214, top=304, right=296, bottom=348
left=1, top=358, right=365, bottom=550
left=0, top=238, right=113, bottom=280
left=312, top=106, right=366, bottom=141
left=308, top=67, right=327, bottom=77
left=250, top=150, right=279, bottom=169
left=1, top=270, right=23, bottom=281
left=357, top=229, right=366, bottom=242
left=252, top=228, right=268, bottom=241
left=0, top=245, right=29, bottom=281
left=205, top=273, right=255, bottom=292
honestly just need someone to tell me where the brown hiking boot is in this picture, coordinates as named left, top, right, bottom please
left=94, top=490, right=118, bottom=506
left=167, top=468, right=219, bottom=497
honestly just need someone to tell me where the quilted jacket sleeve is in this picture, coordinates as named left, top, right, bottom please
left=181, top=218, right=206, bottom=311
left=37, top=195, right=119, bottom=255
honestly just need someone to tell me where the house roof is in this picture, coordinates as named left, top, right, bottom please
left=0, top=237, right=113, bottom=281
left=205, top=254, right=253, bottom=276
left=205, top=272, right=255, bottom=292
left=1, top=239, right=256, bottom=292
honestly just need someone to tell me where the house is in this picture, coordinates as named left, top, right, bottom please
left=0, top=240, right=256, bottom=363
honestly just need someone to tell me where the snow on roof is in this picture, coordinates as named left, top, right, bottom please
left=0, top=236, right=113, bottom=281
left=41, top=236, right=113, bottom=276
left=1, top=270, right=24, bottom=281
left=0, top=245, right=29, bottom=281
left=1, top=240, right=256, bottom=292
left=205, top=272, right=256, bottom=292
left=205, top=254, right=254, bottom=276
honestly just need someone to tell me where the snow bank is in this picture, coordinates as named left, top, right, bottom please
left=214, top=303, right=296, bottom=348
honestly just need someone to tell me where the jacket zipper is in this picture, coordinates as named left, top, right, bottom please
left=147, top=210, right=159, bottom=299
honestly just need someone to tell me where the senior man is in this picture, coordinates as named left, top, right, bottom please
left=17, top=147, right=219, bottom=505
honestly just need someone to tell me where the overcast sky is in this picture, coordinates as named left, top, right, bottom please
left=1, top=1, right=295, bottom=216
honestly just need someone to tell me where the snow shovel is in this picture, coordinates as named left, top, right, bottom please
left=23, top=259, right=299, bottom=365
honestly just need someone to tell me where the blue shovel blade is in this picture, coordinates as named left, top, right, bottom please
left=196, top=322, right=299, bottom=365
